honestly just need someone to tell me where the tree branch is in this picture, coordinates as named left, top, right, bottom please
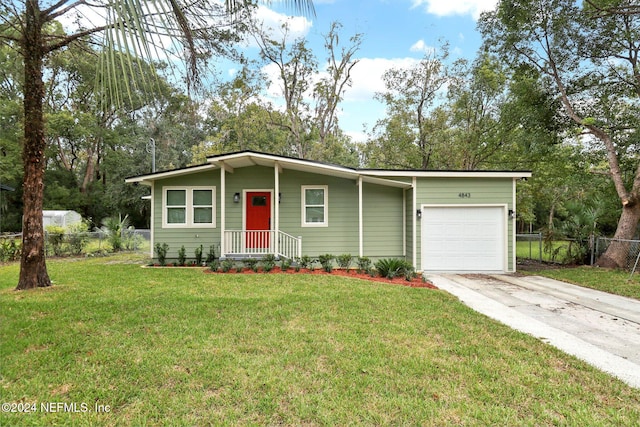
left=45, top=24, right=111, bottom=53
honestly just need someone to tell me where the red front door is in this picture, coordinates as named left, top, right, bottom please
left=245, top=191, right=271, bottom=249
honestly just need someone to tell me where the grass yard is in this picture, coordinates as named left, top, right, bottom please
left=1, top=255, right=639, bottom=426
left=522, top=265, right=640, bottom=300
left=516, top=240, right=571, bottom=263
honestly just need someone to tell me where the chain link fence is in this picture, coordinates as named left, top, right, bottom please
left=517, top=233, right=640, bottom=272
left=593, top=237, right=640, bottom=271
left=516, top=233, right=544, bottom=262
left=0, top=230, right=150, bottom=262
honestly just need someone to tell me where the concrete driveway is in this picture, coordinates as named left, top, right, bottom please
left=426, top=273, right=640, bottom=389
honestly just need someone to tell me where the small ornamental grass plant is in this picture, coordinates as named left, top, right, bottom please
left=374, top=258, right=414, bottom=279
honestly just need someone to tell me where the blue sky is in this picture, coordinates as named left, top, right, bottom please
left=56, top=0, right=498, bottom=142
left=245, top=0, right=499, bottom=141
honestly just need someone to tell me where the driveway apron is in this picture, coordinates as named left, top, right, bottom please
left=426, top=273, right=640, bottom=389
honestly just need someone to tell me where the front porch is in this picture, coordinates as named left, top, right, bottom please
left=222, top=229, right=302, bottom=260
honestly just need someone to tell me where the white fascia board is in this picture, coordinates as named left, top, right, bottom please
left=362, top=170, right=532, bottom=179
left=208, top=152, right=360, bottom=179
left=125, top=164, right=216, bottom=185
left=360, top=175, right=413, bottom=189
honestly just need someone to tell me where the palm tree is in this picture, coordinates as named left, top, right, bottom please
left=1, top=0, right=314, bottom=290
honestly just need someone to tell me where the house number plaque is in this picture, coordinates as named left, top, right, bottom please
left=458, top=192, right=471, bottom=198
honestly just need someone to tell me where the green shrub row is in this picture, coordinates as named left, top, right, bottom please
left=154, top=243, right=216, bottom=266
left=153, top=244, right=419, bottom=282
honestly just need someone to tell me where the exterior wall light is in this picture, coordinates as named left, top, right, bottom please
left=508, top=209, right=515, bottom=219
left=233, top=192, right=240, bottom=203
left=416, top=209, right=422, bottom=219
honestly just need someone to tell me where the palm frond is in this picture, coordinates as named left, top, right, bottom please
left=226, top=0, right=315, bottom=17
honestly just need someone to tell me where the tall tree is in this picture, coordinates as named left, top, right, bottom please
left=312, top=22, right=362, bottom=146
left=443, top=56, right=509, bottom=170
left=480, top=0, right=640, bottom=268
left=254, top=20, right=361, bottom=159
left=367, top=46, right=450, bottom=169
left=0, top=0, right=314, bottom=290
left=255, top=22, right=318, bottom=158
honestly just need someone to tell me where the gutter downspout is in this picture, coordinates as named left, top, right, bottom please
left=358, top=176, right=363, bottom=258
left=274, top=161, right=280, bottom=257
left=220, top=165, right=226, bottom=259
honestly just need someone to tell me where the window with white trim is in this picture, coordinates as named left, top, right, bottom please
left=163, top=187, right=216, bottom=228
left=302, top=185, right=328, bottom=227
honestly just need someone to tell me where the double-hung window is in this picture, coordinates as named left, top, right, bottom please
left=163, top=187, right=215, bottom=228
left=302, top=185, right=328, bottom=227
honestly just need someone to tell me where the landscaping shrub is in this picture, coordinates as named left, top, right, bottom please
left=45, top=226, right=66, bottom=256
left=155, top=243, right=169, bottom=266
left=66, top=223, right=89, bottom=255
left=357, top=256, right=372, bottom=274
left=209, top=259, right=220, bottom=272
left=279, top=258, right=291, bottom=271
left=336, top=254, right=353, bottom=271
left=262, top=254, right=277, bottom=272
left=318, top=254, right=334, bottom=272
left=178, top=245, right=187, bottom=266
left=0, top=237, right=20, bottom=262
left=194, top=245, right=203, bottom=265
left=221, top=259, right=234, bottom=272
left=206, top=245, right=217, bottom=263
left=297, top=255, right=313, bottom=269
left=101, top=214, right=130, bottom=252
left=243, top=258, right=259, bottom=272
left=375, top=258, right=414, bottom=279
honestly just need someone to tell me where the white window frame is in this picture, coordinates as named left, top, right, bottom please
left=162, top=186, right=216, bottom=228
left=301, top=185, right=328, bottom=227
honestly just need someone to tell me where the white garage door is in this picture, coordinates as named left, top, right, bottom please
left=422, top=206, right=505, bottom=272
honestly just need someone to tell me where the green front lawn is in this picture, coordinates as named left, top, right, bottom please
left=523, top=265, right=640, bottom=300
left=1, top=255, right=639, bottom=426
left=516, top=240, right=571, bottom=263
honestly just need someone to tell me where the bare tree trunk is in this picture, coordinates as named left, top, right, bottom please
left=16, top=0, right=52, bottom=290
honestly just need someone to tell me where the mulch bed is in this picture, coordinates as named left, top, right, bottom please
left=205, top=266, right=437, bottom=289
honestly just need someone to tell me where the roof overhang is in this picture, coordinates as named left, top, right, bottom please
left=125, top=164, right=215, bottom=186
left=124, top=151, right=531, bottom=187
left=207, top=151, right=413, bottom=189
left=363, top=170, right=532, bottom=179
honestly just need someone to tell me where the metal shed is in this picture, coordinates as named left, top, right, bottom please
left=43, top=210, right=82, bottom=228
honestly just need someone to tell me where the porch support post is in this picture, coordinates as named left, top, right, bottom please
left=402, top=188, right=406, bottom=257
left=358, top=175, right=363, bottom=257
left=150, top=182, right=155, bottom=258
left=220, top=164, right=226, bottom=258
left=412, top=177, right=417, bottom=269
left=274, top=161, right=281, bottom=257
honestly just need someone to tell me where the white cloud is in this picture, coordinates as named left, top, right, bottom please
left=249, top=5, right=313, bottom=47
left=410, top=39, right=436, bottom=55
left=345, top=57, right=421, bottom=101
left=411, top=0, right=498, bottom=20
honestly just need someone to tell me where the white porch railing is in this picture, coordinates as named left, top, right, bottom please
left=223, top=230, right=302, bottom=260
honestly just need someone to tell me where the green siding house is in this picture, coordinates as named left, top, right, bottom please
left=126, top=151, right=531, bottom=272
